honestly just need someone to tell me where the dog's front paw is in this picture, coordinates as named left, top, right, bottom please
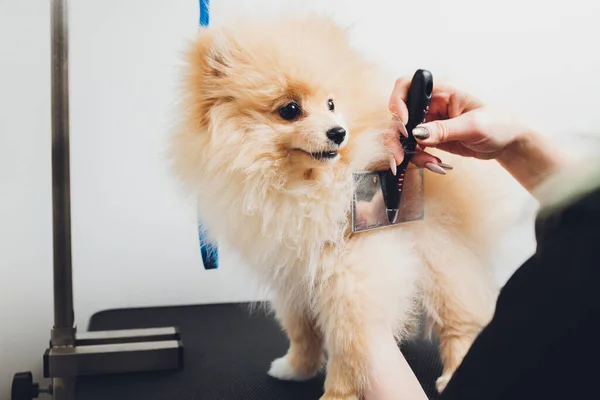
left=436, top=374, right=451, bottom=393
left=267, top=355, right=318, bottom=382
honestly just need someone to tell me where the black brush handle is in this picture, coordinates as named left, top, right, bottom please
left=401, top=68, right=433, bottom=168
left=381, top=69, right=433, bottom=223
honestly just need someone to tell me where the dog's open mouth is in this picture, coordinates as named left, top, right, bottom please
left=294, top=148, right=340, bottom=161
left=292, top=148, right=339, bottom=161
left=310, top=151, right=339, bottom=160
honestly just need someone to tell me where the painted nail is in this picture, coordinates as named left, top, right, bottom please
left=438, top=162, right=454, bottom=170
left=395, top=119, right=409, bottom=138
left=389, top=155, right=397, bottom=175
left=412, top=126, right=430, bottom=140
left=425, top=162, right=447, bottom=175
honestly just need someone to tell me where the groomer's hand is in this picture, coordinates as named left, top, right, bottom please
left=389, top=78, right=528, bottom=159
left=388, top=76, right=568, bottom=192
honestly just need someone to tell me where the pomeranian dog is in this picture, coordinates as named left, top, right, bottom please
left=168, top=14, right=517, bottom=399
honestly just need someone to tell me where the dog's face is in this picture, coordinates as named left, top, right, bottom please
left=178, top=16, right=392, bottom=182
left=269, top=92, right=348, bottom=164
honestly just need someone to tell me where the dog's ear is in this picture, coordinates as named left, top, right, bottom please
left=182, top=28, right=242, bottom=127
left=190, top=27, right=240, bottom=78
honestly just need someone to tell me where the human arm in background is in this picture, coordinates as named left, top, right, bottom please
left=365, top=77, right=576, bottom=400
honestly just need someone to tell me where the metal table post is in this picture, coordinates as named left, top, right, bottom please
left=10, top=1, right=184, bottom=398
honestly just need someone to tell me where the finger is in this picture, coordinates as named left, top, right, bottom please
left=388, top=76, right=411, bottom=124
left=396, top=120, right=409, bottom=139
left=423, top=95, right=453, bottom=121
left=383, top=131, right=405, bottom=166
left=411, top=111, right=481, bottom=148
left=423, top=82, right=484, bottom=121
left=390, top=77, right=462, bottom=125
left=409, top=151, right=442, bottom=168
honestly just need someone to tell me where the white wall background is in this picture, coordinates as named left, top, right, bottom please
left=1, top=0, right=599, bottom=398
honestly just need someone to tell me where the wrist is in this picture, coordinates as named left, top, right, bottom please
left=497, top=129, right=566, bottom=194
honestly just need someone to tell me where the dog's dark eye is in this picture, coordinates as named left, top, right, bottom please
left=327, top=99, right=335, bottom=112
left=279, top=102, right=301, bottom=121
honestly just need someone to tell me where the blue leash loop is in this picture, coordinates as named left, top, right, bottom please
left=197, top=0, right=219, bottom=270
left=199, top=0, right=210, bottom=26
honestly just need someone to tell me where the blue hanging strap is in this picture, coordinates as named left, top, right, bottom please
left=199, top=0, right=210, bottom=27
left=197, top=0, right=219, bottom=270
left=199, top=222, right=218, bottom=270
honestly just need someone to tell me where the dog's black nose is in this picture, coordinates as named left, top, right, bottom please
left=326, top=127, right=346, bottom=145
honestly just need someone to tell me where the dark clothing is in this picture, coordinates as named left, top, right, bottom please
left=439, top=186, right=600, bottom=400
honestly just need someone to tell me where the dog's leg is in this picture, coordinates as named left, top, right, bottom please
left=268, top=298, right=324, bottom=381
left=421, top=242, right=497, bottom=393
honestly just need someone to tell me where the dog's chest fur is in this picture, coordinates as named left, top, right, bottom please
left=197, top=163, right=358, bottom=290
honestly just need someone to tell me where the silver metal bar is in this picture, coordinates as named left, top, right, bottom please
left=76, top=327, right=179, bottom=340
left=50, top=0, right=75, bottom=346
left=76, top=327, right=180, bottom=346
left=45, top=340, right=184, bottom=378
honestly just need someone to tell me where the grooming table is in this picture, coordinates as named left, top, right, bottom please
left=73, top=303, right=443, bottom=399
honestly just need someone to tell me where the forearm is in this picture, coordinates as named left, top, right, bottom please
left=497, top=130, right=568, bottom=195
left=365, top=331, right=428, bottom=400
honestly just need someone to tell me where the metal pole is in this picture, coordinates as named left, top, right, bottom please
left=51, top=0, right=75, bottom=347
left=4, top=3, right=185, bottom=398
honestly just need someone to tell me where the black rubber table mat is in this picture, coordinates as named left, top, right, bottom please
left=74, top=302, right=442, bottom=399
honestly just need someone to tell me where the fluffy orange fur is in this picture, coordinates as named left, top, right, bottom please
left=168, top=15, right=519, bottom=399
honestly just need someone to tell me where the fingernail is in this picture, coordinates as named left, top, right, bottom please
left=389, top=155, right=397, bottom=175
left=438, top=162, right=453, bottom=170
left=425, top=162, right=447, bottom=175
left=394, top=117, right=409, bottom=138
left=412, top=126, right=430, bottom=140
